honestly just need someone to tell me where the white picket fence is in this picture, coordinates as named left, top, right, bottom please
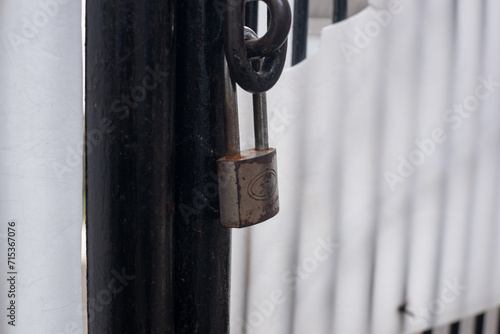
left=232, top=1, right=500, bottom=333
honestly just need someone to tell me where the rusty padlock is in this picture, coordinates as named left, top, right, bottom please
left=217, top=38, right=279, bottom=228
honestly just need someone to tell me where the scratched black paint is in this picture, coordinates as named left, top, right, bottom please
left=174, top=0, right=231, bottom=333
left=85, top=0, right=175, bottom=333
left=87, top=0, right=232, bottom=332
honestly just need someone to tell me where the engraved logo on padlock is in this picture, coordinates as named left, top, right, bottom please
left=248, top=168, right=278, bottom=200
left=218, top=30, right=280, bottom=228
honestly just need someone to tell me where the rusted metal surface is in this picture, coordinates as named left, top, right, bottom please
left=219, top=25, right=279, bottom=228
left=218, top=148, right=279, bottom=228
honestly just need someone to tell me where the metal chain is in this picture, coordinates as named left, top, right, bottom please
left=223, top=0, right=292, bottom=93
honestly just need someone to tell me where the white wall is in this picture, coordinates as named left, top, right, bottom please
left=0, top=0, right=84, bottom=333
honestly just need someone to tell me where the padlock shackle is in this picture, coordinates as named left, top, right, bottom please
left=253, top=93, right=269, bottom=151
left=245, top=27, right=270, bottom=151
left=223, top=58, right=241, bottom=158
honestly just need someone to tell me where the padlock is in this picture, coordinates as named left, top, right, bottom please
left=217, top=35, right=279, bottom=228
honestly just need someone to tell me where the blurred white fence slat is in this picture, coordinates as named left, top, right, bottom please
left=458, top=317, right=474, bottom=334
left=433, top=326, right=449, bottom=334
left=0, top=1, right=83, bottom=333
left=232, top=0, right=500, bottom=333
left=484, top=308, right=499, bottom=334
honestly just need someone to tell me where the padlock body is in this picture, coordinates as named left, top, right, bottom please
left=217, top=148, right=279, bottom=228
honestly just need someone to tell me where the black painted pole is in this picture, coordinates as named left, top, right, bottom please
left=292, top=0, right=309, bottom=65
left=85, top=0, right=175, bottom=333
left=173, top=0, right=231, bottom=332
left=246, top=1, right=259, bottom=33
left=333, top=0, right=348, bottom=23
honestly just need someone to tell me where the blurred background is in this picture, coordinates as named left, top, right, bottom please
left=232, top=1, right=500, bottom=334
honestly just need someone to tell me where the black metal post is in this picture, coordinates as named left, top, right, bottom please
left=333, top=0, right=348, bottom=23
left=450, top=322, right=460, bottom=334
left=173, top=0, right=231, bottom=333
left=497, top=309, right=500, bottom=334
left=474, top=313, right=485, bottom=334
left=85, top=0, right=176, bottom=333
left=246, top=1, right=259, bottom=33
left=292, top=0, right=309, bottom=65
